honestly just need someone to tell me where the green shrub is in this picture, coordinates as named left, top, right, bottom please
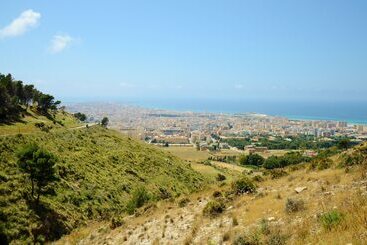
left=232, top=177, right=256, bottom=195
left=203, top=200, right=225, bottom=217
left=126, top=187, right=151, bottom=214
left=319, top=210, right=344, bottom=230
left=239, top=154, right=265, bottom=167
left=285, top=198, right=305, bottom=213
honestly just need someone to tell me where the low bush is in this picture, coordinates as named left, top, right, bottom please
left=216, top=173, right=226, bottom=181
left=319, top=210, right=344, bottom=230
left=252, top=175, right=264, bottom=182
left=203, top=200, right=225, bottom=217
left=267, top=230, right=287, bottom=245
left=341, top=152, right=366, bottom=167
left=110, top=216, right=125, bottom=229
left=126, top=187, right=151, bottom=214
left=212, top=190, right=222, bottom=198
left=285, top=198, right=305, bottom=213
left=178, top=197, right=190, bottom=208
left=232, top=177, right=256, bottom=195
left=269, top=169, right=288, bottom=179
left=309, top=157, right=333, bottom=170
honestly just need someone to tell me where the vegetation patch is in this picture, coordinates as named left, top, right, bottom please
left=285, top=198, right=305, bottom=213
left=0, top=127, right=204, bottom=243
left=319, top=210, right=344, bottom=231
left=232, top=177, right=257, bottom=195
left=203, top=200, right=226, bottom=217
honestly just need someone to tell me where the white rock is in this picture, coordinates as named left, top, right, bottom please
left=295, top=186, right=307, bottom=193
left=268, top=217, right=276, bottom=221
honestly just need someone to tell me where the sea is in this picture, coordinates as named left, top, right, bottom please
left=65, top=97, right=367, bottom=125
left=133, top=99, right=367, bottom=125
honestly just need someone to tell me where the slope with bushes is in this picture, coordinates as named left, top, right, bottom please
left=0, top=126, right=204, bottom=244
left=56, top=143, right=367, bottom=244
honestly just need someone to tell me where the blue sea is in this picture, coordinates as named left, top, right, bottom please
left=65, top=97, right=367, bottom=125
left=132, top=99, right=367, bottom=125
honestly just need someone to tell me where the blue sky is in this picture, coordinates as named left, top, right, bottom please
left=1, top=0, right=367, bottom=103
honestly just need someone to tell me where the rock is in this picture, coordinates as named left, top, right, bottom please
left=268, top=217, right=276, bottom=222
left=295, top=187, right=307, bottom=193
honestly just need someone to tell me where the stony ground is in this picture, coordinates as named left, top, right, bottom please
left=55, top=163, right=367, bottom=245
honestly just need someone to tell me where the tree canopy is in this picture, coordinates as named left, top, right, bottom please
left=17, top=144, right=58, bottom=202
left=0, top=73, right=61, bottom=122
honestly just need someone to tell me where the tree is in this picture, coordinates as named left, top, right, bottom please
left=337, top=138, right=350, bottom=150
left=23, top=84, right=35, bottom=108
left=101, top=117, right=109, bottom=128
left=37, top=94, right=56, bottom=113
left=17, top=144, right=57, bottom=202
left=74, top=112, right=87, bottom=121
left=239, top=153, right=265, bottom=166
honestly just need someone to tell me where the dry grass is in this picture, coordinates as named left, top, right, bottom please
left=55, top=152, right=367, bottom=244
left=163, top=146, right=211, bottom=161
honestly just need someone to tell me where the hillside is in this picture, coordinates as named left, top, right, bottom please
left=0, top=108, right=81, bottom=136
left=0, top=126, right=205, bottom=244
left=56, top=143, right=367, bottom=244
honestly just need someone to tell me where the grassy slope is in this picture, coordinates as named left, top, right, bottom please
left=0, top=108, right=81, bottom=136
left=0, top=126, right=204, bottom=244
left=57, top=143, right=367, bottom=245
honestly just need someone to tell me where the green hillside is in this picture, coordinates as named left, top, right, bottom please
left=0, top=108, right=81, bottom=136
left=0, top=126, right=204, bottom=244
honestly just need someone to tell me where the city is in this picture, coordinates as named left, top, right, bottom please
left=67, top=102, right=367, bottom=153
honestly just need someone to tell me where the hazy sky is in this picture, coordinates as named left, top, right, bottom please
left=1, top=1, right=367, bottom=102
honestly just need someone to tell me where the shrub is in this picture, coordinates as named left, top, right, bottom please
left=269, top=169, right=288, bottom=179
left=110, top=216, right=125, bottom=229
left=239, top=154, right=265, bottom=167
left=309, top=157, right=333, bottom=170
left=212, top=190, right=222, bottom=198
left=264, top=152, right=310, bottom=169
left=319, top=210, right=344, bottom=230
left=252, top=175, right=264, bottom=182
left=232, top=177, right=256, bottom=195
left=341, top=152, right=366, bottom=167
left=285, top=198, right=305, bottom=213
left=259, top=218, right=270, bottom=235
left=178, top=197, right=190, bottom=208
left=203, top=200, right=225, bottom=217
left=216, top=173, right=226, bottom=181
left=233, top=233, right=259, bottom=245
left=126, top=187, right=151, bottom=214
left=267, top=230, right=287, bottom=245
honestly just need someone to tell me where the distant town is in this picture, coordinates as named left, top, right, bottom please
left=67, top=102, right=367, bottom=153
